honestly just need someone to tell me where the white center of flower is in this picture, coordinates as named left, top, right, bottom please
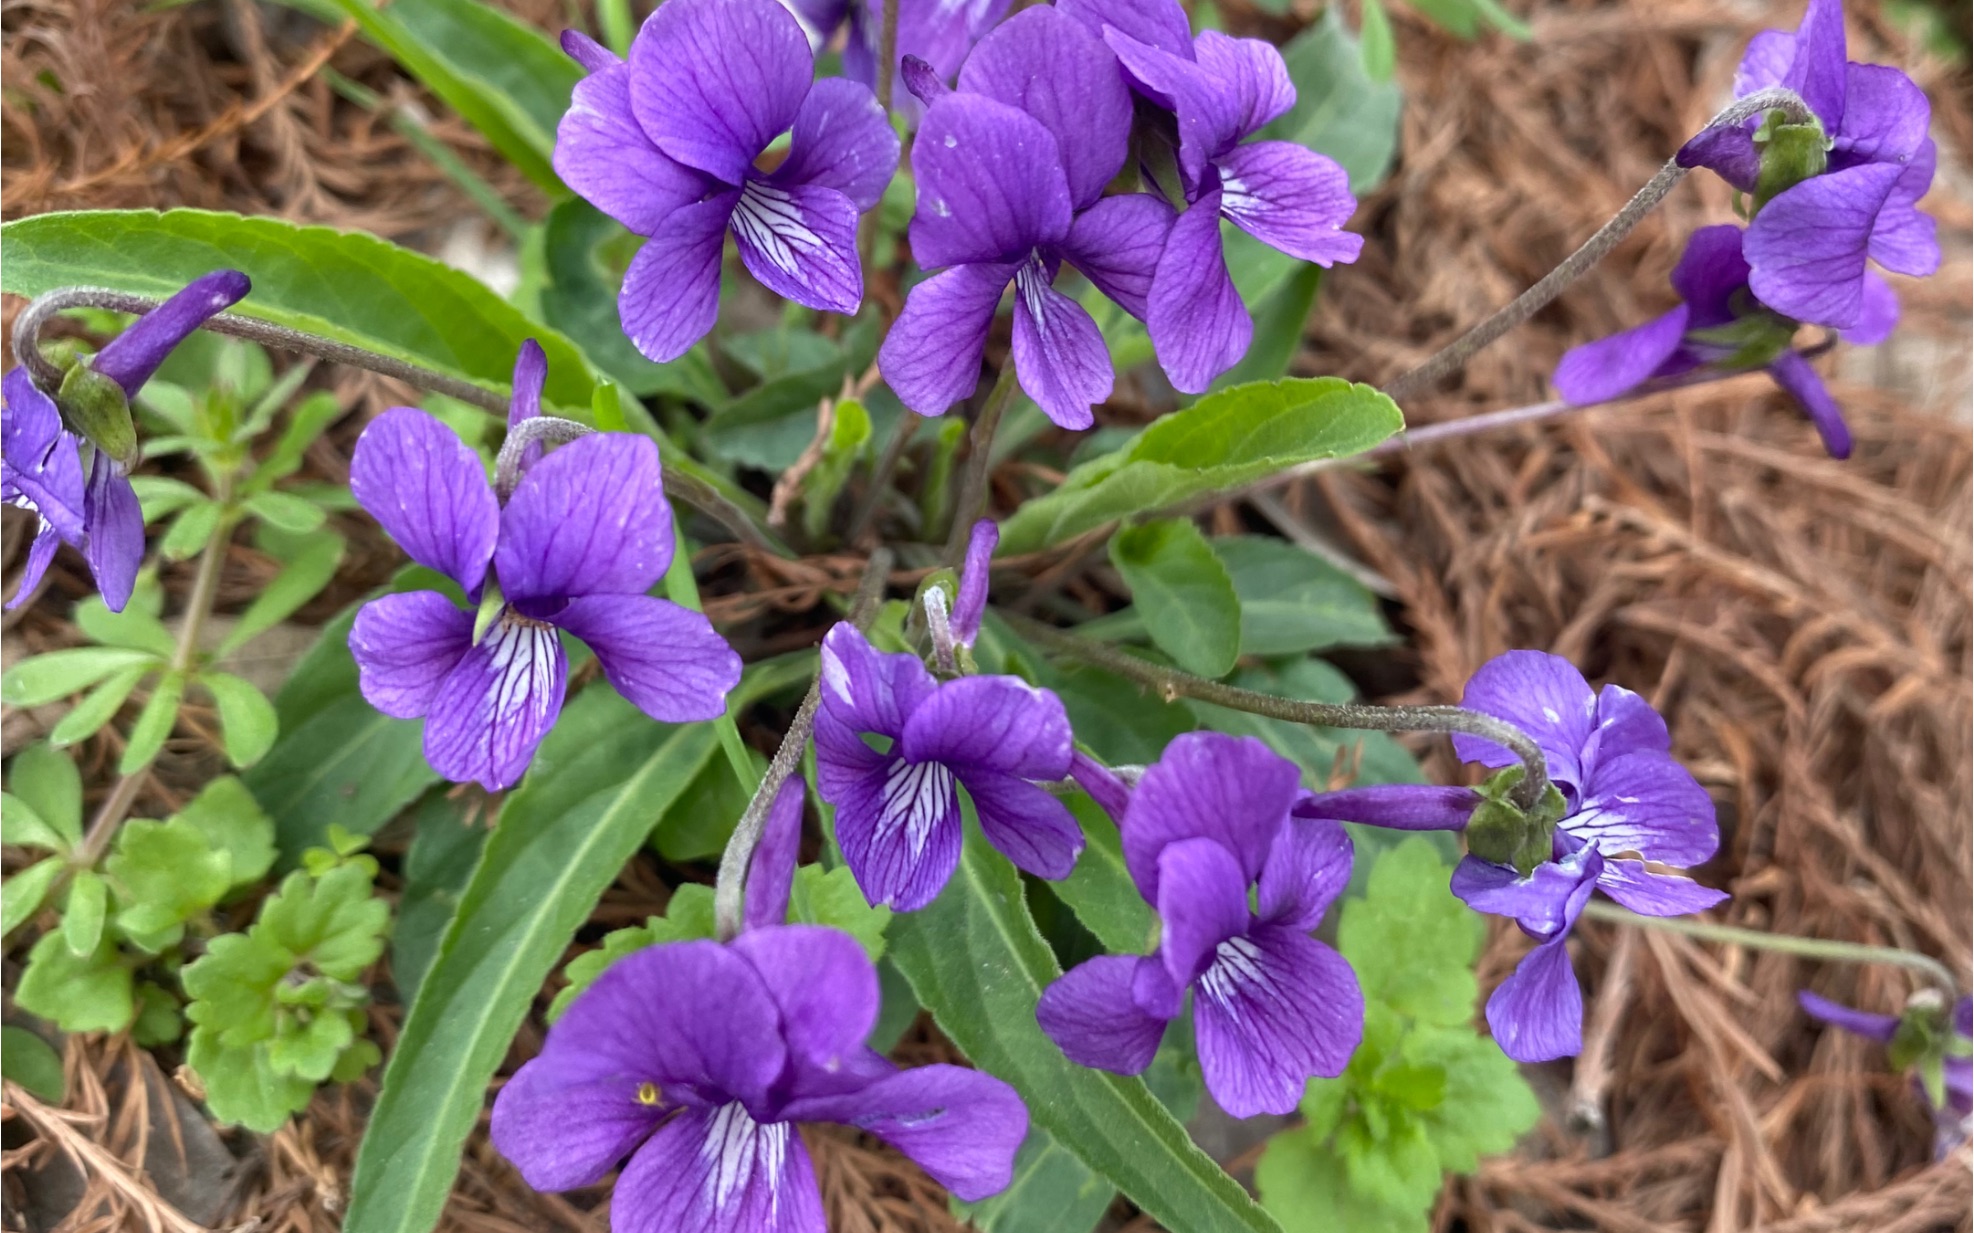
left=701, top=1101, right=789, bottom=1216
left=733, top=181, right=823, bottom=278
left=478, top=611, right=560, bottom=728
left=1014, top=255, right=1053, bottom=338
left=877, top=759, right=954, bottom=859
left=1195, top=936, right=1271, bottom=1010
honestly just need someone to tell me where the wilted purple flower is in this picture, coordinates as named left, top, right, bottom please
left=492, top=925, right=1028, bottom=1228
left=1038, top=732, right=1363, bottom=1118
left=1677, top=0, right=1936, bottom=330
left=881, top=8, right=1174, bottom=429
left=780, top=0, right=1010, bottom=105
left=554, top=0, right=899, bottom=364
left=1061, top=0, right=1362, bottom=392
left=814, top=622, right=1081, bottom=910
left=1552, top=224, right=1890, bottom=458
left=2, top=270, right=248, bottom=612
left=348, top=350, right=741, bottom=791
left=1298, top=651, right=1724, bottom=1063
left=1800, top=989, right=1972, bottom=1155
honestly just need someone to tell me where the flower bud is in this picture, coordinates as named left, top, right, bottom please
left=56, top=361, right=139, bottom=470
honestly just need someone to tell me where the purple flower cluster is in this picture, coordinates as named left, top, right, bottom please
left=1038, top=733, right=1362, bottom=1117
left=875, top=0, right=1361, bottom=426
left=1558, top=0, right=1936, bottom=458
left=493, top=785, right=1027, bottom=1231
left=1301, top=651, right=1725, bottom=1063
left=348, top=344, right=741, bottom=792
left=554, top=0, right=900, bottom=363
left=3, top=271, right=248, bottom=612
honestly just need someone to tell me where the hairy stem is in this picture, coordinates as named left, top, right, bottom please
left=14, top=286, right=787, bottom=554
left=1001, top=609, right=1554, bottom=810
left=713, top=546, right=896, bottom=940
left=1581, top=901, right=1962, bottom=998
left=942, top=363, right=1020, bottom=562
left=493, top=415, right=593, bottom=498
left=1380, top=87, right=1815, bottom=403
left=77, top=481, right=234, bottom=866
left=875, top=0, right=902, bottom=113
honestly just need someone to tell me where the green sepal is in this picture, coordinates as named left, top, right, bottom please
left=1467, top=769, right=1567, bottom=876
left=58, top=363, right=139, bottom=468
left=1686, top=306, right=1799, bottom=370
left=1751, top=111, right=1830, bottom=212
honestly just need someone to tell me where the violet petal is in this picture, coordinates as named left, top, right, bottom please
left=1744, top=163, right=1904, bottom=330
left=907, top=94, right=1074, bottom=269
left=1485, top=935, right=1582, bottom=1063
left=1036, top=954, right=1171, bottom=1074
left=780, top=1064, right=1028, bottom=1201
left=1214, top=140, right=1362, bottom=268
left=349, top=406, right=500, bottom=595
left=554, top=53, right=713, bottom=235
left=1121, top=731, right=1299, bottom=904
left=1193, top=925, right=1363, bottom=1117
left=1256, top=815, right=1353, bottom=931
left=552, top=595, right=740, bottom=722
left=878, top=261, right=1012, bottom=417
left=82, top=455, right=142, bottom=614
left=1060, top=193, right=1176, bottom=321
left=1010, top=259, right=1110, bottom=431
left=1155, top=837, right=1252, bottom=991
left=730, top=180, right=864, bottom=316
left=494, top=432, right=673, bottom=606
left=770, top=77, right=899, bottom=212
left=614, top=1105, right=825, bottom=1232
left=962, top=769, right=1084, bottom=880
left=619, top=192, right=739, bottom=364
left=348, top=591, right=475, bottom=720
left=1147, top=190, right=1252, bottom=394
left=90, top=271, right=250, bottom=399
left=1766, top=348, right=1854, bottom=460
left=958, top=7, right=1132, bottom=211
left=421, top=614, right=568, bottom=791
left=629, top=0, right=813, bottom=184
left=743, top=779, right=806, bottom=931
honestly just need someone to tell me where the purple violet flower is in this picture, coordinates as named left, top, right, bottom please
left=554, top=0, right=900, bottom=364
left=491, top=924, right=1029, bottom=1228
left=1800, top=990, right=1972, bottom=1155
left=2, top=270, right=248, bottom=612
left=1037, top=732, right=1363, bottom=1118
left=1677, top=0, right=1936, bottom=331
left=744, top=777, right=808, bottom=932
left=781, top=0, right=1011, bottom=107
left=879, top=7, right=1176, bottom=429
left=1552, top=224, right=1891, bottom=458
left=347, top=347, right=741, bottom=792
left=814, top=622, right=1082, bottom=910
left=1297, top=651, right=1725, bottom=1063
left=1061, top=0, right=1363, bottom=392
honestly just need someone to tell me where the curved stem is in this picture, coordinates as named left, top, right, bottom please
left=1581, top=900, right=1961, bottom=998
left=943, top=363, right=1019, bottom=563
left=13, top=287, right=510, bottom=414
left=1000, top=609, right=1554, bottom=810
left=1380, top=87, right=1816, bottom=404
left=713, top=546, right=896, bottom=940
left=494, top=415, right=592, bottom=497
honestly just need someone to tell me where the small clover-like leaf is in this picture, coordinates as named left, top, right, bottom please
left=106, top=816, right=232, bottom=940
left=183, top=931, right=292, bottom=1048
left=15, top=931, right=134, bottom=1034
left=256, top=864, right=390, bottom=981
left=787, top=864, right=891, bottom=961
left=187, top=1026, right=315, bottom=1134
left=1337, top=836, right=1483, bottom=1026
left=173, top=776, right=276, bottom=889
left=267, top=1005, right=356, bottom=1082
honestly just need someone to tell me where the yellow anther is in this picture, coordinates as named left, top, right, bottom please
left=635, top=1081, right=662, bottom=1106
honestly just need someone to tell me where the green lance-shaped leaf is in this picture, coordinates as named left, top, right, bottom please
left=341, top=689, right=721, bottom=1233
left=886, top=819, right=1283, bottom=1233
left=1, top=647, right=162, bottom=708
left=1109, top=519, right=1243, bottom=679
left=0, top=209, right=597, bottom=409
left=998, top=378, right=1402, bottom=552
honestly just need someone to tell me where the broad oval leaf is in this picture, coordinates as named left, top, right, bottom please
left=1109, top=519, right=1242, bottom=679
left=341, top=688, right=722, bottom=1233
left=1215, top=535, right=1392, bottom=656
left=0, top=209, right=596, bottom=409
left=998, top=378, right=1402, bottom=553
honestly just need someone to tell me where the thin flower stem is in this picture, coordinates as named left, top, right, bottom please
left=1580, top=901, right=1962, bottom=998
left=999, top=609, right=1555, bottom=810
left=78, top=479, right=235, bottom=866
left=493, top=415, right=593, bottom=498
left=874, top=0, right=902, bottom=114
left=942, top=363, right=1020, bottom=563
left=713, top=546, right=896, bottom=940
left=1380, top=87, right=1816, bottom=404
left=14, top=286, right=789, bottom=555
left=845, top=414, right=920, bottom=545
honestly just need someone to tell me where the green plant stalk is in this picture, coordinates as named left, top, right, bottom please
left=712, top=546, right=895, bottom=940
left=941, top=362, right=1020, bottom=562
left=659, top=516, right=756, bottom=795
left=844, top=413, right=919, bottom=545
left=76, top=476, right=236, bottom=867
left=597, top=0, right=637, bottom=56
left=999, top=609, right=1555, bottom=811
left=1581, top=901, right=1962, bottom=998
left=1380, top=86, right=1816, bottom=403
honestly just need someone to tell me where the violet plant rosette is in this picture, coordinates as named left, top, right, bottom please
left=813, top=622, right=1083, bottom=910
left=1551, top=224, right=1892, bottom=458
left=1059, top=0, right=1363, bottom=392
left=553, top=0, right=899, bottom=363
left=1676, top=0, right=1937, bottom=332
left=490, top=924, right=1029, bottom=1229
left=880, top=7, right=1175, bottom=429
left=346, top=345, right=742, bottom=792
left=1298, top=651, right=1726, bottom=1063
left=1800, top=990, right=1972, bottom=1155
left=3, top=270, right=249, bottom=612
left=1037, top=732, right=1364, bottom=1118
